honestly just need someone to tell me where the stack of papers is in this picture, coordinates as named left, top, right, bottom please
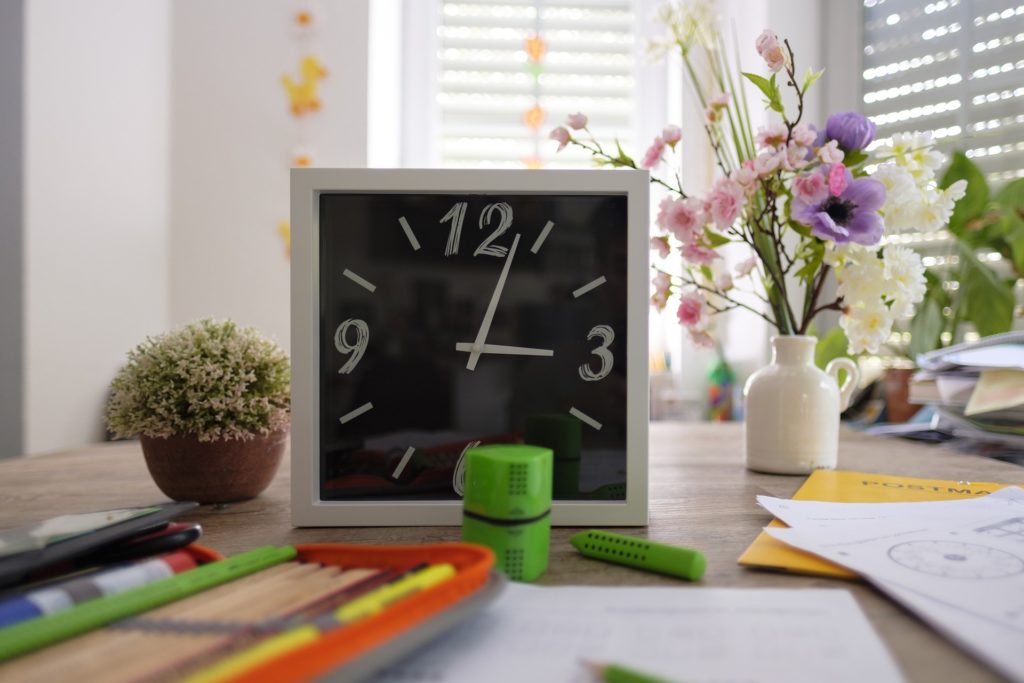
left=908, top=332, right=1024, bottom=452
left=760, top=487, right=1024, bottom=683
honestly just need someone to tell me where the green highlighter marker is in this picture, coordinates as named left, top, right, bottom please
left=0, top=545, right=296, bottom=661
left=570, top=530, right=706, bottom=581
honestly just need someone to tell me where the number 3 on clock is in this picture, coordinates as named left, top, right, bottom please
left=579, top=324, right=614, bottom=381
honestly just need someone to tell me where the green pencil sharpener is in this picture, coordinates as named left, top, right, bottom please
left=461, top=444, right=552, bottom=583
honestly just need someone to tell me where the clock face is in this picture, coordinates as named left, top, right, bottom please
left=318, top=192, right=628, bottom=502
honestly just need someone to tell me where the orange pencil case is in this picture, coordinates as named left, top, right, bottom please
left=219, top=542, right=499, bottom=683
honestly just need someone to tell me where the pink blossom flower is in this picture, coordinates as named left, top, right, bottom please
left=681, top=241, right=719, bottom=265
left=783, top=142, right=810, bottom=170
left=735, top=255, right=758, bottom=277
left=650, top=235, right=671, bottom=259
left=566, top=112, right=588, bottom=130
left=715, top=272, right=734, bottom=291
left=550, top=126, right=570, bottom=152
left=657, top=197, right=704, bottom=243
left=677, top=292, right=706, bottom=327
left=707, top=178, right=745, bottom=229
left=662, top=124, right=682, bottom=147
left=756, top=122, right=789, bottom=149
left=755, top=29, right=787, bottom=73
left=791, top=122, right=816, bottom=147
left=792, top=172, right=828, bottom=205
left=818, top=140, right=844, bottom=164
left=705, top=93, right=730, bottom=124
left=688, top=329, right=715, bottom=348
left=651, top=271, right=671, bottom=310
left=640, top=135, right=666, bottom=169
left=710, top=93, right=731, bottom=108
left=753, top=150, right=783, bottom=177
left=828, top=163, right=849, bottom=196
left=733, top=160, right=758, bottom=190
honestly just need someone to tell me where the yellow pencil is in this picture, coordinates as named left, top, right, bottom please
left=184, top=563, right=457, bottom=683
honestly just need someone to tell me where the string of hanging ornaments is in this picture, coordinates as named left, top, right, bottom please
left=278, top=2, right=327, bottom=260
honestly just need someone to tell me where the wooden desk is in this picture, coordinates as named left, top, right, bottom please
left=1, top=423, right=1020, bottom=682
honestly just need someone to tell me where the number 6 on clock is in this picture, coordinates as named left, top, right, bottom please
left=335, top=318, right=369, bottom=374
left=579, top=324, right=614, bottom=381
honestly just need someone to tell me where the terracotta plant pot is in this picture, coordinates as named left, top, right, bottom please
left=140, top=429, right=288, bottom=504
left=884, top=368, right=921, bottom=423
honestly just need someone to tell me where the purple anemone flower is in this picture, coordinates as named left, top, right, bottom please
left=792, top=166, right=886, bottom=245
left=824, top=112, right=877, bottom=152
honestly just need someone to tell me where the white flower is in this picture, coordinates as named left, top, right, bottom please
left=882, top=245, right=926, bottom=318
left=715, top=272, right=733, bottom=291
left=876, top=132, right=944, bottom=182
left=841, top=300, right=894, bottom=354
left=837, top=257, right=886, bottom=304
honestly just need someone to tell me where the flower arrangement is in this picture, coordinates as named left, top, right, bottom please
left=107, top=319, right=291, bottom=442
left=549, top=2, right=967, bottom=355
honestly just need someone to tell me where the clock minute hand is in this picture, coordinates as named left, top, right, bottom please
left=455, top=343, right=553, bottom=357
left=466, top=232, right=521, bottom=371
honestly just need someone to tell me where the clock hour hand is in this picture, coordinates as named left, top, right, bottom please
left=465, top=232, right=521, bottom=371
left=454, top=343, right=553, bottom=357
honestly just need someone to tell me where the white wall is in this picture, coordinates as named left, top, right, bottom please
left=24, top=0, right=171, bottom=454
left=170, top=0, right=372, bottom=350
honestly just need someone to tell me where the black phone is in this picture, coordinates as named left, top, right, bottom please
left=0, top=501, right=198, bottom=588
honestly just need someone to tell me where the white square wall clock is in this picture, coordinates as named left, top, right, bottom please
left=291, top=169, right=649, bottom=526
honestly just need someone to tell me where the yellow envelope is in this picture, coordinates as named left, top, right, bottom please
left=738, top=469, right=1015, bottom=579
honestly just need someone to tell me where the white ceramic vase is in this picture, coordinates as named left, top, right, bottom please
left=743, top=335, right=859, bottom=474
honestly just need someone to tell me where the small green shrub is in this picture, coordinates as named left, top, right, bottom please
left=107, top=319, right=290, bottom=442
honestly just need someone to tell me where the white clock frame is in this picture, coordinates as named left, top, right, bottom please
left=291, top=168, right=649, bottom=526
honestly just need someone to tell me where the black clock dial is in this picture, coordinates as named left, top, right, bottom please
left=318, top=192, right=628, bottom=502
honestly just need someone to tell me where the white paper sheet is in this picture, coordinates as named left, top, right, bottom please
left=368, top=585, right=904, bottom=683
left=757, top=486, right=1024, bottom=528
left=764, top=491, right=1024, bottom=682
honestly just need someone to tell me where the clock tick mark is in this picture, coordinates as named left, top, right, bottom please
left=398, top=216, right=421, bottom=251
left=569, top=407, right=602, bottom=431
left=530, top=220, right=555, bottom=254
left=343, top=268, right=376, bottom=292
left=392, top=447, right=416, bottom=479
left=339, top=401, right=374, bottom=424
left=572, top=276, right=606, bottom=298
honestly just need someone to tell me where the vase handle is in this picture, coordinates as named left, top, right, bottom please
left=826, top=357, right=860, bottom=412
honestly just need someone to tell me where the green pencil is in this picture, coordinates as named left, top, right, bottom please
left=0, top=545, right=296, bottom=661
left=584, top=661, right=682, bottom=683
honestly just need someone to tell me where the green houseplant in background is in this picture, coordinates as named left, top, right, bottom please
left=107, top=318, right=291, bottom=503
left=907, top=152, right=1023, bottom=358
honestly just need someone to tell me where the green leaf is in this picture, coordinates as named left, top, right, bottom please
left=843, top=150, right=869, bottom=168
left=741, top=71, right=783, bottom=114
left=613, top=138, right=636, bottom=168
left=815, top=327, right=851, bottom=368
left=908, top=297, right=944, bottom=358
left=704, top=230, right=732, bottom=248
left=788, top=220, right=812, bottom=239
left=699, top=265, right=714, bottom=282
left=940, top=152, right=988, bottom=238
left=795, top=241, right=824, bottom=282
left=802, top=67, right=824, bottom=92
left=958, top=243, right=1014, bottom=337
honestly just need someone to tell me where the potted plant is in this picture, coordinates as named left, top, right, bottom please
left=549, top=3, right=967, bottom=473
left=106, top=319, right=291, bottom=503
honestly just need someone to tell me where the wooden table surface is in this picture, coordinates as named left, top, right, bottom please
left=1, top=423, right=1021, bottom=682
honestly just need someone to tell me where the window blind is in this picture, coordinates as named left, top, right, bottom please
left=862, top=0, right=1024, bottom=187
left=437, top=0, right=636, bottom=168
